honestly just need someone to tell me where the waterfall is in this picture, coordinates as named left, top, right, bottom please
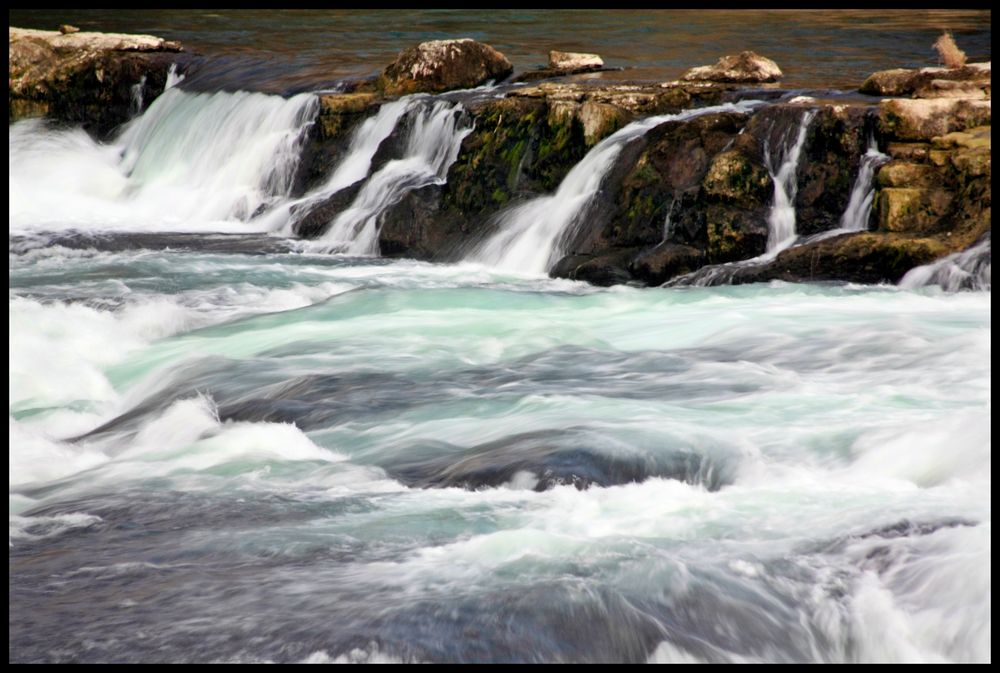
left=129, top=75, right=147, bottom=117
left=260, top=96, right=417, bottom=235
left=164, top=63, right=185, bottom=90
left=10, top=88, right=318, bottom=233
left=764, top=109, right=816, bottom=254
left=117, top=88, right=318, bottom=223
left=665, top=109, right=819, bottom=287
left=312, top=99, right=471, bottom=255
left=839, top=136, right=889, bottom=232
left=899, top=235, right=992, bottom=291
left=470, top=101, right=761, bottom=275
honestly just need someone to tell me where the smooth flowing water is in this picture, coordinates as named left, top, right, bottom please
left=472, top=102, right=761, bottom=274
left=765, top=110, right=816, bottom=255
left=9, top=236, right=991, bottom=663
left=313, top=99, right=471, bottom=255
left=7, top=21, right=992, bottom=660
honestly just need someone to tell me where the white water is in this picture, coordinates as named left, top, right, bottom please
left=6, top=81, right=991, bottom=663
left=839, top=137, right=889, bottom=232
left=259, top=96, right=418, bottom=235
left=9, top=88, right=317, bottom=233
left=900, top=236, right=992, bottom=291
left=312, top=99, right=471, bottom=254
left=765, top=110, right=816, bottom=254
left=9, top=244, right=991, bottom=662
left=471, top=102, right=762, bottom=275
left=129, top=74, right=147, bottom=117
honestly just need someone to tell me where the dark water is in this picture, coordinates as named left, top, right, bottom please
left=10, top=9, right=992, bottom=93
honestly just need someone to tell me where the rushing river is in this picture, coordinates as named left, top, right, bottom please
left=9, top=239, right=990, bottom=662
left=7, top=10, right=992, bottom=661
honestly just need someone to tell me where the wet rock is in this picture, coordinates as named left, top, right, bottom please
left=548, top=50, right=604, bottom=72
left=289, top=181, right=365, bottom=239
left=681, top=51, right=782, bottom=83
left=550, top=249, right=637, bottom=286
left=728, top=232, right=952, bottom=284
left=629, top=244, right=706, bottom=285
left=702, top=149, right=771, bottom=203
left=376, top=38, right=513, bottom=96
left=876, top=162, right=938, bottom=188
left=876, top=188, right=954, bottom=234
left=9, top=26, right=182, bottom=136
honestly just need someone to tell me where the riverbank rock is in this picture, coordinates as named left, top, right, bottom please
left=859, top=62, right=991, bottom=98
left=376, top=39, right=513, bottom=96
left=9, top=26, right=182, bottom=136
left=681, top=51, right=782, bottom=83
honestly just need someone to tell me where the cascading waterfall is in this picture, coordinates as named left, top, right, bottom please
left=664, top=109, right=823, bottom=288
left=764, top=109, right=816, bottom=254
left=9, top=87, right=318, bottom=232
left=129, top=75, right=147, bottom=116
left=259, top=96, right=418, bottom=235
left=470, top=102, right=761, bottom=275
left=839, top=136, right=889, bottom=232
left=312, top=99, right=471, bottom=255
left=118, top=88, right=318, bottom=222
left=899, top=235, right=992, bottom=291
left=165, top=63, right=185, bottom=89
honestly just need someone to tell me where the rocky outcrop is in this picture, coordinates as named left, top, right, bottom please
left=877, top=98, right=991, bottom=141
left=9, top=26, right=182, bottom=136
left=681, top=51, right=782, bottom=84
left=712, top=109, right=992, bottom=285
left=371, top=82, right=739, bottom=260
left=376, top=39, right=513, bottom=96
left=859, top=62, right=990, bottom=98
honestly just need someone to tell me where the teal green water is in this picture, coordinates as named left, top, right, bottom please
left=9, top=245, right=991, bottom=662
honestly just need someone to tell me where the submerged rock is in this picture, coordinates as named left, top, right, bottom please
left=9, top=26, right=182, bottom=136
left=376, top=38, right=513, bottom=96
left=681, top=51, right=782, bottom=83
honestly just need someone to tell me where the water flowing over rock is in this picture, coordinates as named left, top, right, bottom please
left=681, top=51, right=782, bottom=83
left=311, top=99, right=472, bottom=254
left=899, top=233, right=991, bottom=291
left=376, top=39, right=513, bottom=96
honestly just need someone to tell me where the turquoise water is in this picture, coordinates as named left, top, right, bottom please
left=6, top=18, right=992, bottom=658
left=9, top=244, right=991, bottom=662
